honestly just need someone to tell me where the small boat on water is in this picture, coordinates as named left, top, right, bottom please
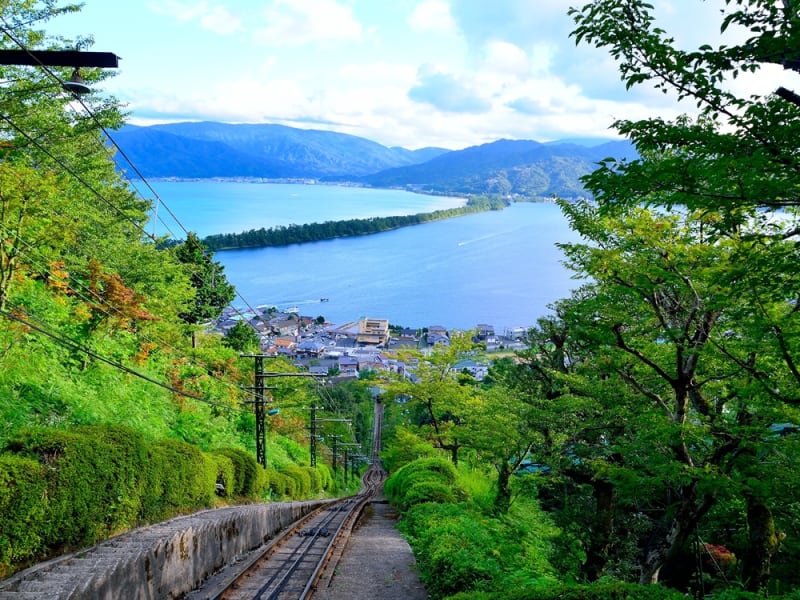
left=320, top=298, right=329, bottom=302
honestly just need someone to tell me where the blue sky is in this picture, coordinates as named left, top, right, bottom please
left=49, top=0, right=792, bottom=150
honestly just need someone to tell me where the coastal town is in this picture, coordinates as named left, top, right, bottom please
left=214, top=305, right=531, bottom=382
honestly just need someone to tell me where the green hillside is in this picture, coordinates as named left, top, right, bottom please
left=0, top=3, right=367, bottom=577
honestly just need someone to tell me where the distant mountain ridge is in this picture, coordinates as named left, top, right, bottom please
left=112, top=122, right=446, bottom=179
left=111, top=121, right=635, bottom=197
left=361, top=138, right=637, bottom=197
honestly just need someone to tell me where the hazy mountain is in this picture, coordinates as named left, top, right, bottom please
left=109, top=122, right=636, bottom=197
left=111, top=122, right=448, bottom=179
left=361, top=138, right=638, bottom=197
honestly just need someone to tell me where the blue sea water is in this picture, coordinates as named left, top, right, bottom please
left=146, top=182, right=581, bottom=332
left=146, top=181, right=465, bottom=238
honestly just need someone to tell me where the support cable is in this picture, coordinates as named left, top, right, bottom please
left=0, top=303, right=235, bottom=410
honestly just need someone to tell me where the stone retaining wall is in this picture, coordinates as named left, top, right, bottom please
left=0, top=500, right=330, bottom=599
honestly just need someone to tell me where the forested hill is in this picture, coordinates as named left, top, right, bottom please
left=359, top=138, right=638, bottom=197
left=112, top=122, right=448, bottom=179
left=111, top=122, right=634, bottom=197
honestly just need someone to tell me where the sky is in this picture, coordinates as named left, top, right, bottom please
left=48, top=0, right=796, bottom=150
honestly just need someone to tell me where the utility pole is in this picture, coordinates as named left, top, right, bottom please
left=341, top=443, right=360, bottom=483
left=243, top=354, right=322, bottom=468
left=309, top=404, right=318, bottom=467
left=242, top=354, right=274, bottom=467
left=329, top=435, right=341, bottom=474
left=310, top=414, right=353, bottom=471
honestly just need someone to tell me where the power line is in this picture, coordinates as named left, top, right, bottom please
left=0, top=112, right=154, bottom=239
left=0, top=303, right=236, bottom=410
left=0, top=19, right=288, bottom=393
left=0, top=221, right=248, bottom=397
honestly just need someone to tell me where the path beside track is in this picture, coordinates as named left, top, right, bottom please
left=312, top=491, right=427, bottom=600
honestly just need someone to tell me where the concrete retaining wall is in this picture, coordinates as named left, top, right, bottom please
left=0, top=500, right=330, bottom=599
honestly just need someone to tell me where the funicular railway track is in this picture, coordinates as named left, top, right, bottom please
left=186, top=401, right=386, bottom=600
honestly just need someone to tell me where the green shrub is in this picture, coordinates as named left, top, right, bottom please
left=211, top=453, right=235, bottom=498
left=315, top=463, right=334, bottom=492
left=282, top=465, right=311, bottom=497
left=398, top=498, right=563, bottom=600
left=385, top=457, right=461, bottom=511
left=399, top=502, right=525, bottom=599
left=144, top=439, right=215, bottom=518
left=266, top=469, right=290, bottom=499
left=708, top=591, right=774, bottom=600
left=401, top=481, right=456, bottom=510
left=502, top=582, right=686, bottom=600
left=214, top=447, right=258, bottom=496
left=7, top=425, right=149, bottom=547
left=253, top=464, right=269, bottom=497
left=304, top=466, right=322, bottom=493
left=0, top=455, right=47, bottom=575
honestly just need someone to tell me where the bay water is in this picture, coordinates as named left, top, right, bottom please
left=147, top=181, right=581, bottom=332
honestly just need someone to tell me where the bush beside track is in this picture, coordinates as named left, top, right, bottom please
left=0, top=424, right=331, bottom=577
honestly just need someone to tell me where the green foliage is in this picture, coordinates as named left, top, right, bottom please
left=7, top=425, right=149, bottom=548
left=0, top=456, right=47, bottom=574
left=379, top=425, right=438, bottom=473
left=445, top=581, right=685, bottom=600
left=145, top=439, right=216, bottom=518
left=223, top=320, right=260, bottom=353
left=172, top=232, right=235, bottom=324
left=210, top=453, right=235, bottom=498
left=281, top=465, right=312, bottom=497
left=399, top=501, right=557, bottom=600
left=214, top=446, right=259, bottom=497
left=202, top=196, right=508, bottom=250
left=264, top=469, right=296, bottom=500
left=384, top=457, right=461, bottom=511
left=303, top=465, right=323, bottom=494
left=401, top=480, right=457, bottom=507
left=312, top=463, right=334, bottom=493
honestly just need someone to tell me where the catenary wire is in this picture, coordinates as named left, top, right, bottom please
left=0, top=302, right=236, bottom=410
left=0, top=21, right=314, bottom=406
left=0, top=221, right=249, bottom=397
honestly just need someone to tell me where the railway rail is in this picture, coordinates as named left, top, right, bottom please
left=185, top=401, right=386, bottom=600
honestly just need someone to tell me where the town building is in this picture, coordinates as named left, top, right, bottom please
left=356, top=318, right=390, bottom=346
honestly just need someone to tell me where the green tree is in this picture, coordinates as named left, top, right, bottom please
left=222, top=320, right=260, bottom=353
left=172, top=233, right=235, bottom=326
left=391, top=334, right=478, bottom=465
left=461, top=384, right=538, bottom=514
left=567, top=1, right=800, bottom=590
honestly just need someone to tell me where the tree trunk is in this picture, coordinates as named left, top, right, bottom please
left=639, top=485, right=714, bottom=584
left=584, top=479, right=616, bottom=581
left=493, top=464, right=512, bottom=514
left=743, top=496, right=780, bottom=593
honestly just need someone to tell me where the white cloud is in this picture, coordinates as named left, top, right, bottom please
left=481, top=41, right=529, bottom=77
left=254, top=0, right=362, bottom=46
left=409, top=65, right=491, bottom=114
left=149, top=1, right=242, bottom=35
left=407, top=1, right=457, bottom=35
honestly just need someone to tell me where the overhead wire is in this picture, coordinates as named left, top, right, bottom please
left=0, top=19, right=308, bottom=411
left=0, top=302, right=235, bottom=411
left=0, top=221, right=247, bottom=398
left=0, top=23, right=254, bottom=301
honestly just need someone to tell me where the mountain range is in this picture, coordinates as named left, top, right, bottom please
left=111, top=122, right=636, bottom=197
